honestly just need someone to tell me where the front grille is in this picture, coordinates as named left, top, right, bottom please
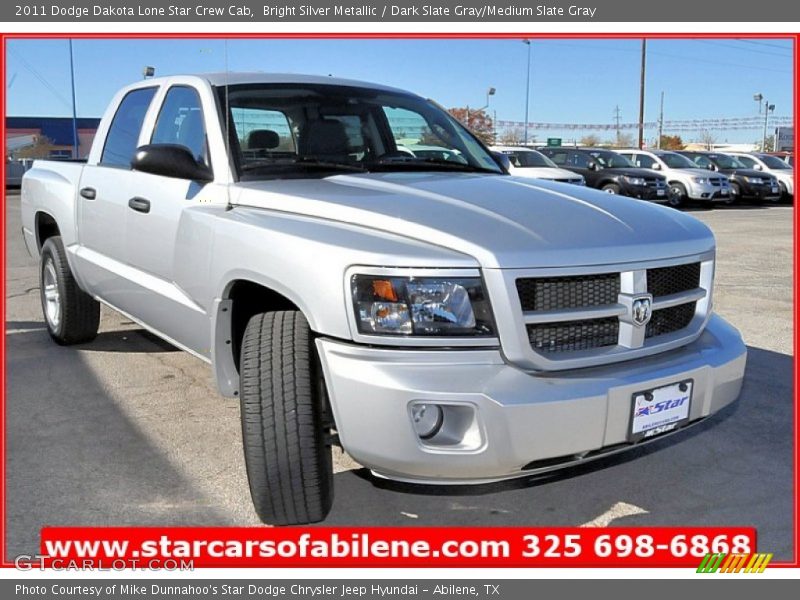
left=646, top=263, right=700, bottom=298
left=646, top=302, right=697, bottom=338
left=645, top=178, right=666, bottom=188
left=710, top=178, right=723, bottom=186
left=516, top=273, right=620, bottom=312
left=516, top=260, right=707, bottom=360
left=527, top=318, right=619, bottom=353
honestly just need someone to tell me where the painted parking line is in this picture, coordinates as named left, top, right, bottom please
left=580, top=501, right=649, bottom=527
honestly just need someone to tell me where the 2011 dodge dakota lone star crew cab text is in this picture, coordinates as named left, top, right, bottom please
left=21, top=74, right=747, bottom=525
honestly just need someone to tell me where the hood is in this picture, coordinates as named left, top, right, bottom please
left=601, top=167, right=665, bottom=179
left=678, top=167, right=729, bottom=178
left=508, top=166, right=582, bottom=180
left=232, top=172, right=714, bottom=269
left=719, top=168, right=770, bottom=178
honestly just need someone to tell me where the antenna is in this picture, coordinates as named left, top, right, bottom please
left=224, top=38, right=232, bottom=211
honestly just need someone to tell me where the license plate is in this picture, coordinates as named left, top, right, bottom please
left=657, top=189, right=665, bottom=196
left=721, top=190, right=729, bottom=196
left=629, top=380, right=692, bottom=442
left=772, top=186, right=779, bottom=194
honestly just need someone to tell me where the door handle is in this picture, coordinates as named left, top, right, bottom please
left=79, top=187, right=96, bottom=200
left=128, top=197, right=151, bottom=214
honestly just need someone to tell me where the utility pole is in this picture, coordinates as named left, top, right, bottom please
left=638, top=38, right=647, bottom=149
left=68, top=39, right=79, bottom=159
left=614, top=105, right=622, bottom=146
left=523, top=39, right=531, bottom=145
left=657, top=91, right=664, bottom=149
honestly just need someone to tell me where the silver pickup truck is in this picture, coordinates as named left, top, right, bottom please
left=21, top=73, right=747, bottom=525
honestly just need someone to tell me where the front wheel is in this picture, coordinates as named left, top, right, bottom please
left=601, top=183, right=621, bottom=195
left=39, top=236, right=100, bottom=345
left=667, top=183, right=687, bottom=208
left=239, top=310, right=333, bottom=525
left=724, top=183, right=739, bottom=206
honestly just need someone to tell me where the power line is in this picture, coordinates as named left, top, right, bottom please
left=7, top=46, right=73, bottom=110
left=734, top=39, right=794, bottom=51
left=694, top=39, right=793, bottom=59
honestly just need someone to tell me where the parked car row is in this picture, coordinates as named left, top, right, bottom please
left=490, top=145, right=793, bottom=208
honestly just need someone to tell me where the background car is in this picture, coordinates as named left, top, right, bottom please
left=619, top=149, right=731, bottom=208
left=539, top=147, right=668, bottom=202
left=726, top=151, right=793, bottom=203
left=490, top=146, right=585, bottom=185
left=678, top=151, right=781, bottom=204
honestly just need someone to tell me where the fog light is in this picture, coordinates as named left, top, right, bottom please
left=410, top=403, right=443, bottom=439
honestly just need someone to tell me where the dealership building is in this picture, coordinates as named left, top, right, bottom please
left=6, top=116, right=100, bottom=159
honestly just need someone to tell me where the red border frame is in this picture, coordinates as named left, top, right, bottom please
left=0, top=30, right=797, bottom=570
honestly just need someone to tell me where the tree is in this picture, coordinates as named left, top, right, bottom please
left=580, top=134, right=602, bottom=147
left=613, top=132, right=635, bottom=149
left=498, top=127, right=524, bottom=146
left=659, top=135, right=685, bottom=150
left=14, top=135, right=56, bottom=159
left=699, top=130, right=717, bottom=150
left=448, top=107, right=494, bottom=145
left=757, top=135, right=775, bottom=152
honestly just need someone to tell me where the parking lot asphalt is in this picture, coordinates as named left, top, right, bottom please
left=4, top=192, right=795, bottom=561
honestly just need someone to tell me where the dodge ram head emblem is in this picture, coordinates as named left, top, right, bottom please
left=631, top=297, right=652, bottom=326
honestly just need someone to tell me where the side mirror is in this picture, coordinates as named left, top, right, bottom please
left=132, top=144, right=212, bottom=182
left=651, top=162, right=661, bottom=170
left=587, top=161, right=600, bottom=171
left=492, top=151, right=512, bottom=172
left=706, top=163, right=716, bottom=171
left=753, top=163, right=763, bottom=171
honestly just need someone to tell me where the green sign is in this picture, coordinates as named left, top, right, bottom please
left=547, top=138, right=562, bottom=147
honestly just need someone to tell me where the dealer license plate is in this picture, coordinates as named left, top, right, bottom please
left=657, top=189, right=665, bottom=196
left=629, top=380, right=692, bottom=442
left=772, top=186, right=779, bottom=194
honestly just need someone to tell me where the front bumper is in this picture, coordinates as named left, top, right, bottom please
left=626, top=184, right=668, bottom=202
left=735, top=180, right=781, bottom=201
left=687, top=182, right=731, bottom=202
left=317, top=314, right=746, bottom=484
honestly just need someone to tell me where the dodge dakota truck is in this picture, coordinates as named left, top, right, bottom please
left=21, top=73, right=747, bottom=525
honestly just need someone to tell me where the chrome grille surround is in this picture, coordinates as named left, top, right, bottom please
left=484, top=251, right=715, bottom=372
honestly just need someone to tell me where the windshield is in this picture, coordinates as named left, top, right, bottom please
left=590, top=151, right=634, bottom=169
left=218, top=83, right=503, bottom=179
left=507, top=150, right=557, bottom=168
left=659, top=152, right=697, bottom=169
left=758, top=154, right=792, bottom=169
left=708, top=154, right=745, bottom=169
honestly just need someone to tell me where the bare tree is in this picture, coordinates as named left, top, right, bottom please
left=498, top=127, right=524, bottom=146
left=14, top=136, right=56, bottom=159
left=580, top=134, right=602, bottom=147
left=699, top=130, right=717, bottom=150
left=613, top=132, right=635, bottom=149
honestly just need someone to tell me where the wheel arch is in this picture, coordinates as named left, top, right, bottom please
left=212, top=276, right=316, bottom=397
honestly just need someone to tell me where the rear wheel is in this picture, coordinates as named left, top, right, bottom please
left=39, top=236, right=100, bottom=345
left=667, top=183, right=687, bottom=208
left=601, top=183, right=621, bottom=195
left=239, top=310, right=333, bottom=525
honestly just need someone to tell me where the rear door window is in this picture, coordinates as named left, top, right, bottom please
left=101, top=87, right=157, bottom=167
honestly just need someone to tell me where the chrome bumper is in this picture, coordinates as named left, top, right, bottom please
left=316, top=314, right=746, bottom=484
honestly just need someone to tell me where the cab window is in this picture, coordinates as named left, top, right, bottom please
left=151, top=86, right=208, bottom=165
left=101, top=87, right=157, bottom=167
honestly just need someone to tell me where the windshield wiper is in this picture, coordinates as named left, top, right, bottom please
left=368, top=156, right=501, bottom=174
left=241, top=157, right=367, bottom=174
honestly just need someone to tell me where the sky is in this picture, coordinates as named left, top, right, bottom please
left=4, top=37, right=794, bottom=145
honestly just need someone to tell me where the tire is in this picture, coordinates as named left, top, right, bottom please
left=601, top=183, right=621, bottom=195
left=724, top=183, right=739, bottom=206
left=667, top=183, right=687, bottom=208
left=39, top=236, right=100, bottom=345
left=240, top=310, right=333, bottom=525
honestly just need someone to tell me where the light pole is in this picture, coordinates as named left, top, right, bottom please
left=753, top=93, right=775, bottom=151
left=523, top=39, right=531, bottom=145
left=68, top=40, right=78, bottom=159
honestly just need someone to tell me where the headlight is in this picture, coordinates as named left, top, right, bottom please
left=577, top=178, right=586, bottom=186
left=351, top=275, right=494, bottom=337
left=692, top=177, right=710, bottom=184
left=624, top=176, right=647, bottom=186
left=744, top=176, right=763, bottom=184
